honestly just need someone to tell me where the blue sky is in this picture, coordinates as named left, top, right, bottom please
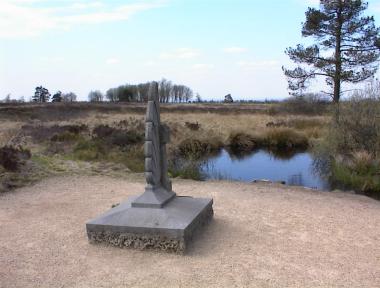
left=1, top=0, right=380, bottom=101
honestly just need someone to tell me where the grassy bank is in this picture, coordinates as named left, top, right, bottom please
left=0, top=103, right=328, bottom=192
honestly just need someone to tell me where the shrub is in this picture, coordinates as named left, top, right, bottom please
left=178, top=138, right=222, bottom=159
left=51, top=131, right=81, bottom=142
left=228, top=132, right=258, bottom=152
left=264, top=128, right=308, bottom=150
left=185, top=121, right=200, bottom=131
left=313, top=81, right=380, bottom=197
left=168, top=158, right=204, bottom=180
left=0, top=146, right=31, bottom=171
left=22, top=124, right=88, bottom=142
left=93, top=125, right=115, bottom=139
left=330, top=158, right=380, bottom=199
left=111, top=130, right=143, bottom=147
left=331, top=92, right=380, bottom=157
left=92, top=124, right=143, bottom=148
left=280, top=93, right=330, bottom=115
left=73, top=140, right=106, bottom=161
left=118, top=146, right=145, bottom=172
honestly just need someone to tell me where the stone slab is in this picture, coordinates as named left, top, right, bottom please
left=86, top=196, right=213, bottom=253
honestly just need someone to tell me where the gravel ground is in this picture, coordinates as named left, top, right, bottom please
left=1, top=176, right=379, bottom=288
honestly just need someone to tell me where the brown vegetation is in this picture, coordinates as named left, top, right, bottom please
left=0, top=102, right=328, bottom=192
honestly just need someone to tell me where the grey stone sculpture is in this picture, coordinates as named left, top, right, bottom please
left=131, top=83, right=175, bottom=208
left=86, top=82, right=213, bottom=253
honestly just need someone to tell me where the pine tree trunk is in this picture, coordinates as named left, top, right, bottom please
left=333, top=1, right=343, bottom=104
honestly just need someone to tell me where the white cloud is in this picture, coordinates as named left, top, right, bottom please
left=105, top=58, right=119, bottom=65
left=237, top=60, right=279, bottom=69
left=40, top=56, right=65, bottom=63
left=143, top=61, right=156, bottom=66
left=192, top=63, right=214, bottom=70
left=0, top=0, right=166, bottom=38
left=70, top=1, right=104, bottom=10
left=223, top=47, right=247, bottom=53
left=160, top=48, right=200, bottom=59
left=295, top=0, right=319, bottom=7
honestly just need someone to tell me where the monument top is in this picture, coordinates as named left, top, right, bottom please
left=131, top=82, right=176, bottom=208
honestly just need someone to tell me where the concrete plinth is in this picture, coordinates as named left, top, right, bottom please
left=86, top=196, right=213, bottom=253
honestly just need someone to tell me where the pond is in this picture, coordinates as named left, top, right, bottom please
left=200, top=149, right=331, bottom=190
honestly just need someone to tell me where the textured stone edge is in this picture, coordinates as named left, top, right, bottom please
left=87, top=204, right=213, bottom=254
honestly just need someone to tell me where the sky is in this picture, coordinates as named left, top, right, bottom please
left=1, top=0, right=380, bottom=101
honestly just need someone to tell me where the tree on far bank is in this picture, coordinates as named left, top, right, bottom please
left=4, top=94, right=11, bottom=103
left=283, top=0, right=380, bottom=103
left=52, top=91, right=62, bottom=102
left=105, top=80, right=193, bottom=103
left=62, top=92, right=77, bottom=102
left=33, top=86, right=50, bottom=102
left=88, top=90, right=103, bottom=102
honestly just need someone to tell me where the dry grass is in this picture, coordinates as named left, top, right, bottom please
left=0, top=104, right=328, bottom=192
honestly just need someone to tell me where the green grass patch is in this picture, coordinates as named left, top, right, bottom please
left=70, top=139, right=144, bottom=172
left=331, top=160, right=380, bottom=199
left=51, top=131, right=82, bottom=142
left=168, top=160, right=204, bottom=181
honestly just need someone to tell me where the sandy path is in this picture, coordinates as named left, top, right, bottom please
left=0, top=176, right=379, bottom=288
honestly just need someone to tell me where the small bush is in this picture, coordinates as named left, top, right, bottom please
left=51, top=131, right=81, bottom=142
left=178, top=138, right=222, bottom=159
left=93, top=125, right=115, bottom=139
left=111, top=130, right=143, bottom=147
left=120, top=146, right=145, bottom=172
left=228, top=132, right=258, bottom=152
left=22, top=124, right=88, bottom=142
left=264, top=128, right=308, bottom=150
left=62, top=124, right=88, bottom=134
left=313, top=81, right=380, bottom=197
left=279, top=93, right=330, bottom=115
left=0, top=146, right=31, bottom=171
left=266, top=121, right=286, bottom=128
left=185, top=121, right=200, bottom=131
left=331, top=92, right=380, bottom=157
left=331, top=159, right=380, bottom=199
left=168, top=158, right=204, bottom=180
left=73, top=140, right=106, bottom=161
left=92, top=124, right=143, bottom=148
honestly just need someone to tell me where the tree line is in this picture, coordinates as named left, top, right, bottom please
left=31, top=87, right=77, bottom=103
left=88, top=79, right=194, bottom=103
left=16, top=79, right=193, bottom=103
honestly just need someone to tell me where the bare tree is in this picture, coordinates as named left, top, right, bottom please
left=62, top=92, right=77, bottom=102
left=88, top=90, right=103, bottom=102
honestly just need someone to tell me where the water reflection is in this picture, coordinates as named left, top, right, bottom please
left=200, top=149, right=331, bottom=191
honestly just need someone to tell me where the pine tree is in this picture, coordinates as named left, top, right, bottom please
left=52, top=91, right=62, bottom=102
left=283, top=0, right=380, bottom=103
left=33, top=86, right=51, bottom=102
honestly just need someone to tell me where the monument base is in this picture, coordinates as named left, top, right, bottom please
left=86, top=196, right=213, bottom=253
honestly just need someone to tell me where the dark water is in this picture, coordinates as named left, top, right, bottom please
left=201, top=149, right=331, bottom=190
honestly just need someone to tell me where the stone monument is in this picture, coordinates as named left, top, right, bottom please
left=86, top=82, right=213, bottom=253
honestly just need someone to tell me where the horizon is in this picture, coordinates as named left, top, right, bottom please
left=1, top=0, right=380, bottom=102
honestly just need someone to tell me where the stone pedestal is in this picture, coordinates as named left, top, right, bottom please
left=86, top=82, right=213, bottom=253
left=86, top=196, right=213, bottom=253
